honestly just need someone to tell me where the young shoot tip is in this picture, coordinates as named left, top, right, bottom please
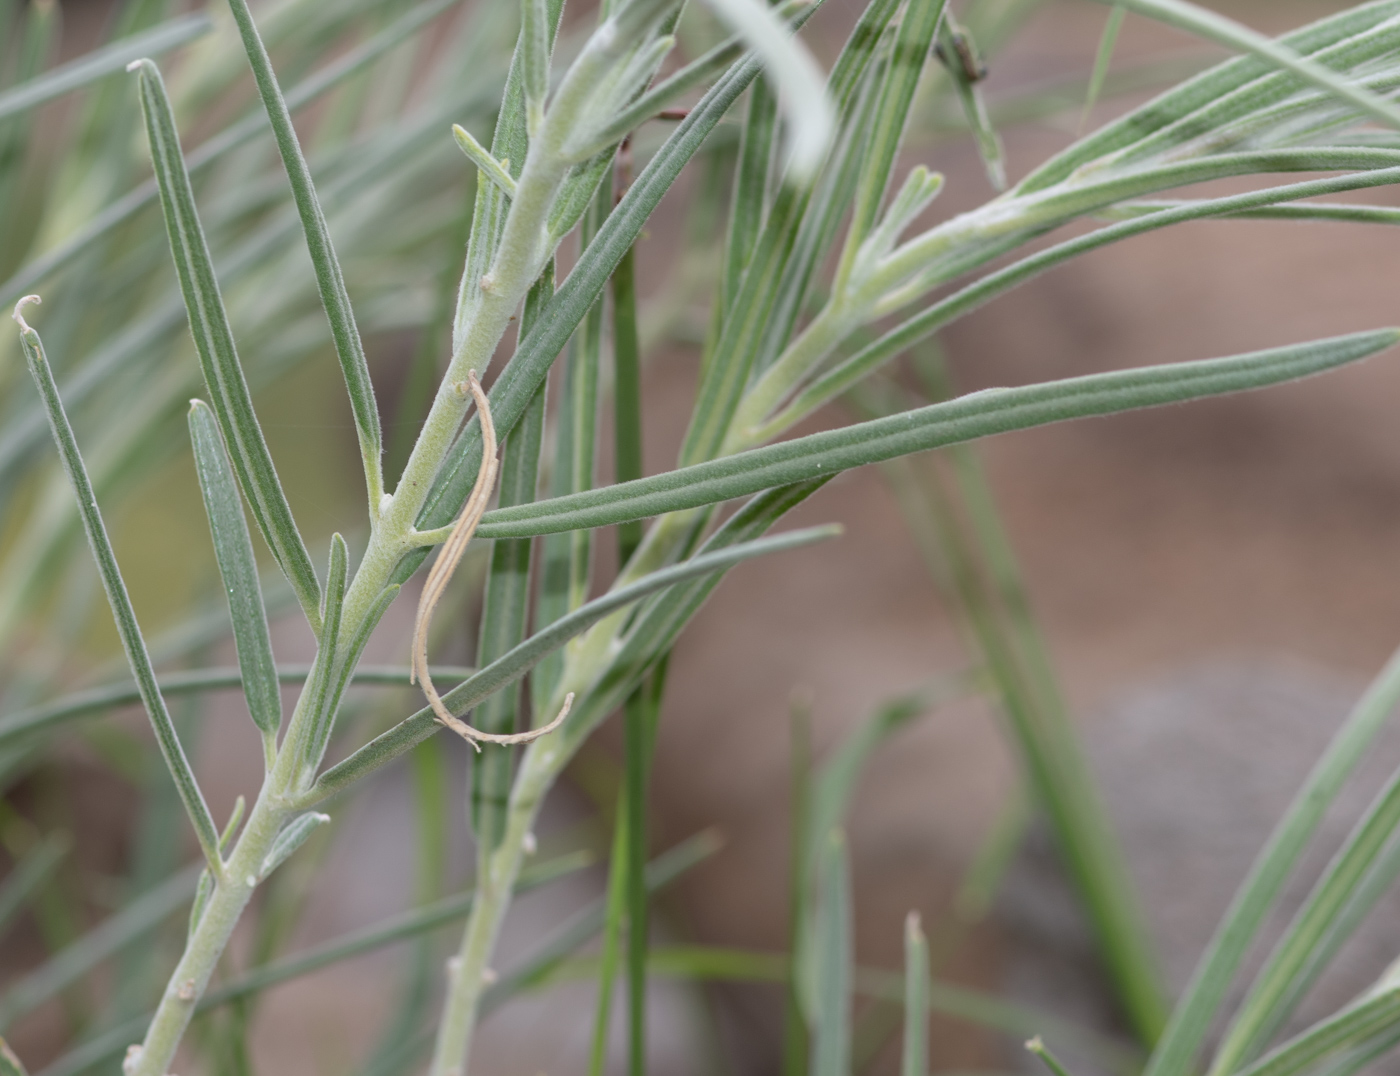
left=11, top=294, right=40, bottom=332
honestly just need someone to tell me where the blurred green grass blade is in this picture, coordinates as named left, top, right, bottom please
left=308, top=525, right=838, bottom=803
left=1027, top=1037, right=1077, bottom=1076
left=1234, top=987, right=1400, bottom=1076
left=1144, top=643, right=1400, bottom=1076
left=187, top=400, right=281, bottom=750
left=225, top=0, right=384, bottom=503
left=624, top=666, right=667, bottom=1076
left=132, top=59, right=322, bottom=630
left=1212, top=764, right=1400, bottom=1075
left=0, top=865, right=199, bottom=1030
left=1081, top=6, right=1126, bottom=131
left=472, top=269, right=551, bottom=853
left=0, top=13, right=209, bottom=122
left=1016, top=2, right=1400, bottom=194
left=0, top=665, right=473, bottom=750
left=544, top=942, right=1135, bottom=1069
left=785, top=701, right=813, bottom=1076
left=478, top=330, right=1400, bottom=539
left=15, top=306, right=223, bottom=872
left=588, top=815, right=630, bottom=1076
left=34, top=852, right=593, bottom=1076
left=903, top=913, right=929, bottom=1076
left=612, top=237, right=644, bottom=564
left=407, top=1, right=828, bottom=558
left=808, top=683, right=969, bottom=865
left=811, top=830, right=852, bottom=1076
left=1089, top=0, right=1400, bottom=134
left=482, top=831, right=724, bottom=1008
left=1310, top=1024, right=1400, bottom=1076
left=0, top=835, right=67, bottom=940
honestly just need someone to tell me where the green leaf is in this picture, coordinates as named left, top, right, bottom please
left=522, top=0, right=550, bottom=133
left=14, top=301, right=223, bottom=873
left=224, top=0, right=384, bottom=504
left=903, top=913, right=929, bottom=1076
left=773, top=163, right=1400, bottom=435
left=1089, top=0, right=1400, bottom=135
left=1234, top=987, right=1400, bottom=1076
left=307, top=525, right=838, bottom=804
left=130, top=59, right=322, bottom=629
left=1211, top=764, right=1400, bottom=1075
left=611, top=238, right=645, bottom=564
left=295, top=534, right=349, bottom=774
left=1144, top=642, right=1400, bottom=1076
left=477, top=330, right=1400, bottom=539
left=187, top=400, right=281, bottom=749
left=0, top=13, right=209, bottom=122
left=258, top=812, right=331, bottom=882
left=1016, top=2, right=1400, bottom=194
left=838, top=0, right=947, bottom=277
left=809, top=830, right=852, bottom=1076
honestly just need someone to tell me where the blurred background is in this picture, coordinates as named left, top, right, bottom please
left=6, top=1, right=1400, bottom=1073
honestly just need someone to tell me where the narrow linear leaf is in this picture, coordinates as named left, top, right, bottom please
left=14, top=302, right=222, bottom=871
left=1235, top=987, right=1400, bottom=1076
left=1088, top=0, right=1400, bottom=133
left=477, top=331, right=1400, bottom=538
left=224, top=0, right=383, bottom=502
left=258, top=812, right=330, bottom=882
left=187, top=400, right=281, bottom=747
left=131, top=59, right=322, bottom=628
left=1144, top=642, right=1400, bottom=1076
left=1212, top=762, right=1400, bottom=1075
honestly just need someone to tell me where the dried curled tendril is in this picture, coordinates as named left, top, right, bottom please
left=409, top=372, right=573, bottom=750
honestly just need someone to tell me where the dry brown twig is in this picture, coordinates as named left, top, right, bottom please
left=410, top=371, right=574, bottom=751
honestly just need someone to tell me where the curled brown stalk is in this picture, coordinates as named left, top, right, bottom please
left=410, top=372, right=575, bottom=751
